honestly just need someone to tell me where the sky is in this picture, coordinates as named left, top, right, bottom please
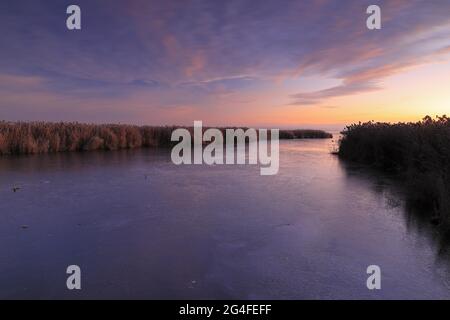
left=0, top=0, right=449, bottom=129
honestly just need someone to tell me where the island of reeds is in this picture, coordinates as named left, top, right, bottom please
left=338, top=115, right=450, bottom=233
left=0, top=121, right=332, bottom=156
left=279, top=129, right=333, bottom=139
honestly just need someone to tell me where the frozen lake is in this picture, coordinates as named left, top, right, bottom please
left=0, top=139, right=449, bottom=299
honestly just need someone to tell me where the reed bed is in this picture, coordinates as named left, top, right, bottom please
left=0, top=121, right=332, bottom=156
left=338, top=116, right=450, bottom=231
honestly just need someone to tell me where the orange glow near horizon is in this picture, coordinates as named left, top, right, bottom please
left=213, top=55, right=450, bottom=129
left=1, top=2, right=449, bottom=130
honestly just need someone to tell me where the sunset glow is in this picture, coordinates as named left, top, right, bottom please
left=0, top=0, right=449, bottom=129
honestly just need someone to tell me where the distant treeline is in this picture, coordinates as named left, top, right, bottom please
left=0, top=121, right=332, bottom=156
left=338, top=116, right=450, bottom=232
left=279, top=129, right=333, bottom=139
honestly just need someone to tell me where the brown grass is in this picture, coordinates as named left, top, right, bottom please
left=0, top=121, right=333, bottom=156
left=0, top=121, right=176, bottom=155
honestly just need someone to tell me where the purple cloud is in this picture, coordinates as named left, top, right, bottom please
left=0, top=0, right=449, bottom=121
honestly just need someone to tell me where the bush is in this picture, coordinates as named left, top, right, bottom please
left=83, top=136, right=104, bottom=151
